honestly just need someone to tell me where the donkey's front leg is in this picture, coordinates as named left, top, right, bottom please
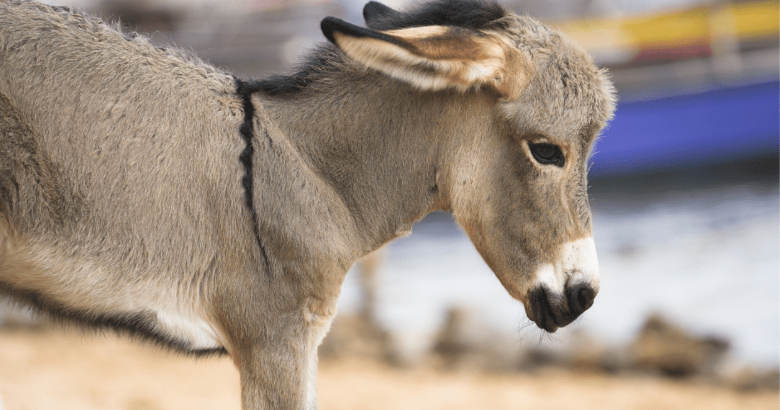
left=228, top=300, right=334, bottom=410
left=234, top=335, right=315, bottom=410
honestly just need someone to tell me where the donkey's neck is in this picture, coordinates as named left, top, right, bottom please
left=258, top=75, right=457, bottom=255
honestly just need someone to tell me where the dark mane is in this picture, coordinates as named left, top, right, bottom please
left=364, top=0, right=506, bottom=30
left=243, top=46, right=343, bottom=97
left=245, top=0, right=507, bottom=97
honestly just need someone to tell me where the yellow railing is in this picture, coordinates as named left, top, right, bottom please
left=555, top=0, right=779, bottom=55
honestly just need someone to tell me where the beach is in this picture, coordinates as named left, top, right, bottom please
left=0, top=328, right=776, bottom=410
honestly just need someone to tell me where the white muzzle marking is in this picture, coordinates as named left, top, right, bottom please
left=534, top=236, right=600, bottom=294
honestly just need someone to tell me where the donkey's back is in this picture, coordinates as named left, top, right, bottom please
left=0, top=0, right=237, bottom=147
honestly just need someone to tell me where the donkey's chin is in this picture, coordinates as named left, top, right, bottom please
left=525, top=237, right=600, bottom=333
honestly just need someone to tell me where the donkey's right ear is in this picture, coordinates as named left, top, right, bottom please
left=363, top=1, right=402, bottom=28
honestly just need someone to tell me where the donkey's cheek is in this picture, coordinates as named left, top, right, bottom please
left=465, top=233, right=531, bottom=301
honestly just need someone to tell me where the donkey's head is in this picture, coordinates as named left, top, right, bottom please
left=321, top=0, right=615, bottom=332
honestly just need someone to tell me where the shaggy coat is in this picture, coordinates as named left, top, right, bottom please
left=0, top=0, right=615, bottom=408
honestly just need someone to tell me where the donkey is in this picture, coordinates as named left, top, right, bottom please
left=0, top=0, right=615, bottom=408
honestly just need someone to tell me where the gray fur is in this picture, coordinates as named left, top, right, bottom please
left=0, top=1, right=615, bottom=408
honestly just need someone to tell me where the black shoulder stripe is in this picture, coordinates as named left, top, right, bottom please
left=234, top=77, right=272, bottom=273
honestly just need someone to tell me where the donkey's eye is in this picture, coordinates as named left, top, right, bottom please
left=528, top=143, right=565, bottom=167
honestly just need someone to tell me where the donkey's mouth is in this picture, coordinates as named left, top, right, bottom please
left=526, top=287, right=564, bottom=332
left=525, top=284, right=596, bottom=333
left=524, top=237, right=600, bottom=332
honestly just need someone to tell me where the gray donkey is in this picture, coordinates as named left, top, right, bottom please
left=0, top=0, right=615, bottom=408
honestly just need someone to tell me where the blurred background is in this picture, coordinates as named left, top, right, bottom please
left=0, top=0, right=777, bottom=409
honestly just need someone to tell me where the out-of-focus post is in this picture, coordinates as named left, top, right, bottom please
left=709, top=0, right=743, bottom=78
left=357, top=248, right=384, bottom=325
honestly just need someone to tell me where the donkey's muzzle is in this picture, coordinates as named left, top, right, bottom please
left=526, top=283, right=597, bottom=333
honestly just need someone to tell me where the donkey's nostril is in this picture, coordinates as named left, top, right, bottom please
left=566, top=284, right=596, bottom=317
left=527, top=284, right=597, bottom=333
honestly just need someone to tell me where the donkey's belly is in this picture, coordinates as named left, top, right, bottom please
left=0, top=231, right=223, bottom=352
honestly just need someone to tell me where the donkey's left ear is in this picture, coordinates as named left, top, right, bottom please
left=362, top=1, right=401, bottom=28
left=320, top=17, right=530, bottom=100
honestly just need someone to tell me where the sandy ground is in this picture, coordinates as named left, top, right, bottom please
left=0, top=328, right=776, bottom=410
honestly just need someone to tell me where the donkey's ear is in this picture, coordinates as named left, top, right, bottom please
left=363, top=1, right=402, bottom=28
left=320, top=17, right=530, bottom=99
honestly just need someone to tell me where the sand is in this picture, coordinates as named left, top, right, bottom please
left=0, top=328, right=776, bottom=410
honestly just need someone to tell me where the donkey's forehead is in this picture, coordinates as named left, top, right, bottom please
left=498, top=100, right=598, bottom=146
left=495, top=16, right=615, bottom=145
left=500, top=72, right=612, bottom=143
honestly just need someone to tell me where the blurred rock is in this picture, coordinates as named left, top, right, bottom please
left=629, top=313, right=730, bottom=378
left=432, top=307, right=478, bottom=360
left=515, top=346, right=566, bottom=371
left=432, top=306, right=523, bottom=372
left=566, top=330, right=629, bottom=374
left=721, top=366, right=780, bottom=391
left=319, top=313, right=390, bottom=361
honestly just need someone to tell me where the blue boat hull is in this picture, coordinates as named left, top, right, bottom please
left=591, top=80, right=779, bottom=175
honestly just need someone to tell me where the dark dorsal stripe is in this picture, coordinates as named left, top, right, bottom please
left=234, top=78, right=272, bottom=273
